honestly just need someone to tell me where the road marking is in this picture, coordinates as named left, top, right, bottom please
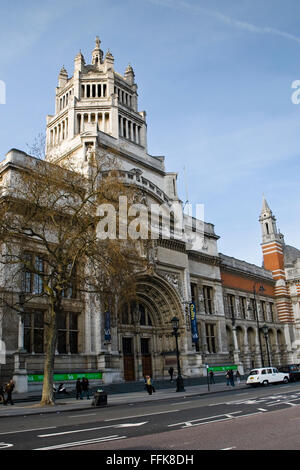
left=221, top=447, right=236, bottom=450
left=116, top=422, right=148, bottom=428
left=0, top=426, right=56, bottom=436
left=105, top=409, right=179, bottom=421
left=168, top=411, right=242, bottom=427
left=68, top=413, right=96, bottom=418
left=257, top=408, right=268, bottom=412
left=38, top=422, right=147, bottom=438
left=34, top=435, right=126, bottom=450
left=0, top=443, right=14, bottom=449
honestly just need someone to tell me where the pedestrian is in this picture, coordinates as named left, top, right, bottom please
left=0, top=384, right=4, bottom=404
left=168, top=367, right=174, bottom=382
left=81, top=377, right=90, bottom=399
left=228, top=369, right=235, bottom=387
left=4, top=379, right=14, bottom=405
left=76, top=378, right=83, bottom=400
left=144, top=375, right=153, bottom=395
left=226, top=370, right=230, bottom=386
left=236, top=370, right=241, bottom=385
left=209, top=370, right=215, bottom=384
left=150, top=375, right=156, bottom=393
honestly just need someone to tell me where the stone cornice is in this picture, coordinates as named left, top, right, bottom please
left=187, top=250, right=221, bottom=266
left=157, top=238, right=186, bottom=253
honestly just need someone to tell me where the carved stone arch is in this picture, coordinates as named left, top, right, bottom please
left=135, top=273, right=184, bottom=329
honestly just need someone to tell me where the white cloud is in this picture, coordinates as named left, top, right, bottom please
left=0, top=1, right=83, bottom=63
left=145, top=0, right=300, bottom=44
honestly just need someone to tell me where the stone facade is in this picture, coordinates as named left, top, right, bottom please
left=0, top=38, right=296, bottom=392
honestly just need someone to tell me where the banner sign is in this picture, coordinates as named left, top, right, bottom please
left=189, top=302, right=199, bottom=343
left=207, top=365, right=237, bottom=372
left=28, top=372, right=102, bottom=383
left=104, top=311, right=111, bottom=341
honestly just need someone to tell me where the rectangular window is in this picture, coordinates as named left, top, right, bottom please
left=22, top=253, right=44, bottom=294
left=227, top=294, right=235, bottom=318
left=203, top=286, right=214, bottom=314
left=239, top=297, right=247, bottom=319
left=23, top=311, right=44, bottom=353
left=57, top=312, right=79, bottom=354
left=62, top=263, right=77, bottom=299
left=206, top=323, right=216, bottom=353
left=141, top=338, right=150, bottom=355
left=269, top=303, right=275, bottom=322
left=249, top=298, right=256, bottom=320
left=260, top=301, right=266, bottom=322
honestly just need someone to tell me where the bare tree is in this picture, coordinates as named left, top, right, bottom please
left=0, top=149, right=149, bottom=405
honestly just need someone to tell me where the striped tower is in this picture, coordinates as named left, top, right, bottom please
left=259, top=197, right=294, bottom=323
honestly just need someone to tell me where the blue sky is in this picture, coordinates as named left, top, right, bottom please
left=0, top=0, right=299, bottom=265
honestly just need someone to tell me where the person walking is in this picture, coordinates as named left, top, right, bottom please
left=209, top=370, right=215, bottom=384
left=168, top=367, right=174, bottom=382
left=228, top=369, right=235, bottom=387
left=76, top=378, right=83, bottom=399
left=0, top=384, right=4, bottom=404
left=236, top=370, right=241, bottom=385
left=4, top=379, right=14, bottom=405
left=81, top=377, right=90, bottom=399
left=226, top=370, right=230, bottom=386
left=144, top=375, right=154, bottom=395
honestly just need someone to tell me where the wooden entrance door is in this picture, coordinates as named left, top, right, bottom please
left=141, top=338, right=152, bottom=377
left=123, top=337, right=135, bottom=381
left=142, top=355, right=152, bottom=377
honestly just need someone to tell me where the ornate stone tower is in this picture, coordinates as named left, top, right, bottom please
left=259, top=197, right=294, bottom=323
left=45, top=37, right=148, bottom=167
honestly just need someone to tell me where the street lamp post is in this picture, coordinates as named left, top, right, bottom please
left=262, top=324, right=271, bottom=367
left=171, top=316, right=185, bottom=392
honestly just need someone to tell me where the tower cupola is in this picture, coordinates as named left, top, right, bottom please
left=92, top=36, right=103, bottom=67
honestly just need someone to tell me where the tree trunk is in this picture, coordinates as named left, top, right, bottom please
left=40, top=303, right=58, bottom=406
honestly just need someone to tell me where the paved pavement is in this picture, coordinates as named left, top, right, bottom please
left=0, top=380, right=249, bottom=418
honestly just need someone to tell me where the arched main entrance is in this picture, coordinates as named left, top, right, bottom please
left=119, top=274, right=184, bottom=381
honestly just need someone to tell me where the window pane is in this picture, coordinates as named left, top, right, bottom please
left=24, top=327, right=31, bottom=353
left=69, top=313, right=78, bottom=331
left=69, top=331, right=78, bottom=354
left=34, top=311, right=44, bottom=328
left=57, top=313, right=66, bottom=330
left=141, top=338, right=149, bottom=354
left=57, top=331, right=67, bottom=354
left=34, top=328, right=44, bottom=353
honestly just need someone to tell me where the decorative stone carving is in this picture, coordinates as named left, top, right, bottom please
left=157, top=270, right=183, bottom=299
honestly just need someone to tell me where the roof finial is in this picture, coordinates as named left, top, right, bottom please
left=95, top=36, right=101, bottom=49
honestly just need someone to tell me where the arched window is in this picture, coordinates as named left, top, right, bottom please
left=265, top=222, right=269, bottom=234
left=121, top=300, right=153, bottom=326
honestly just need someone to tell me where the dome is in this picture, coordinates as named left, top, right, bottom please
left=284, top=244, right=300, bottom=267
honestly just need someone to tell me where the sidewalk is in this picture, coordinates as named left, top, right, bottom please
left=0, top=381, right=249, bottom=418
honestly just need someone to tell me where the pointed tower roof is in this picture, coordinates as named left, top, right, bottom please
left=261, top=195, right=271, bottom=214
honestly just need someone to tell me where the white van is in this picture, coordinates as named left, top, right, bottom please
left=246, top=367, right=289, bottom=386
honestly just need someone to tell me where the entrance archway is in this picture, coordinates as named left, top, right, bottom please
left=119, top=274, right=184, bottom=381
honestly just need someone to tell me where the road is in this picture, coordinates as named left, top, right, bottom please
left=1, top=383, right=300, bottom=451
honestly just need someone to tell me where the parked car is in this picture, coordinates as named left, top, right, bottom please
left=246, top=367, right=289, bottom=387
left=277, top=364, right=300, bottom=382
